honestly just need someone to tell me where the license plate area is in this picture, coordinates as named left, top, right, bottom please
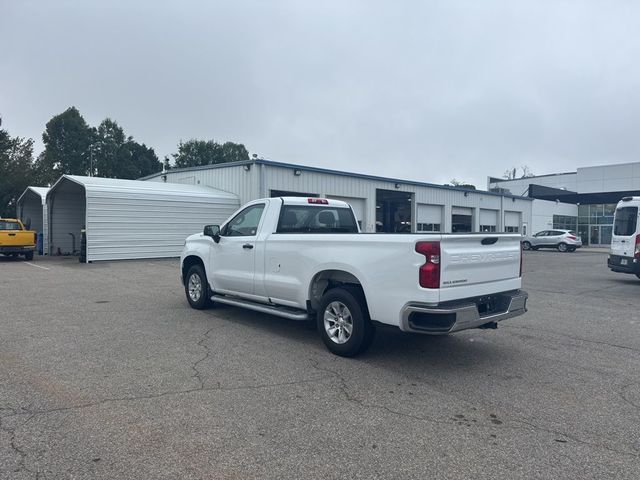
left=621, top=259, right=628, bottom=265
left=475, top=294, right=510, bottom=317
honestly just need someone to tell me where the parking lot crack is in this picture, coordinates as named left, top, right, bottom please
left=0, top=411, right=42, bottom=479
left=618, top=383, right=640, bottom=411
left=309, top=360, right=450, bottom=426
left=191, top=326, right=216, bottom=390
left=503, top=325, right=640, bottom=354
left=510, top=418, right=639, bottom=459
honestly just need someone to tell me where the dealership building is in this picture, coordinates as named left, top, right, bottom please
left=488, top=161, right=640, bottom=246
left=17, top=159, right=534, bottom=262
left=142, top=159, right=533, bottom=237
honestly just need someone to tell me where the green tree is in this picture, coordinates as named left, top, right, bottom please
left=0, top=119, right=35, bottom=217
left=172, top=139, right=249, bottom=168
left=92, top=118, right=128, bottom=178
left=127, top=141, right=161, bottom=178
left=92, top=119, right=161, bottom=179
left=38, top=107, right=94, bottom=183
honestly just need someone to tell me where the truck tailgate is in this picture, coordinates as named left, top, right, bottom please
left=0, top=231, right=35, bottom=247
left=439, top=234, right=522, bottom=301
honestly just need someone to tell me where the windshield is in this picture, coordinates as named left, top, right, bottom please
left=613, top=207, right=638, bottom=236
left=0, top=221, right=21, bottom=231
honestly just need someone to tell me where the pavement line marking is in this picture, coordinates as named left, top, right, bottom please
left=24, top=262, right=50, bottom=270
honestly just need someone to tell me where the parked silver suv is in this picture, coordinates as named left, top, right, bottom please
left=522, top=229, right=582, bottom=252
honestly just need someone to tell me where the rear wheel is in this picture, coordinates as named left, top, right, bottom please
left=557, top=242, right=568, bottom=252
left=185, top=265, right=212, bottom=309
left=317, top=286, right=375, bottom=357
left=522, top=241, right=531, bottom=250
left=24, top=251, right=34, bottom=261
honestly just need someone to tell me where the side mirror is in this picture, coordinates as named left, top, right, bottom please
left=203, top=225, right=220, bottom=243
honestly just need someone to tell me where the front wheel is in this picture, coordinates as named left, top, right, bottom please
left=557, top=242, right=568, bottom=252
left=185, top=265, right=212, bottom=309
left=522, top=241, right=531, bottom=251
left=317, top=287, right=375, bottom=357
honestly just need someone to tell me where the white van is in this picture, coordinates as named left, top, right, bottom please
left=608, top=196, right=640, bottom=280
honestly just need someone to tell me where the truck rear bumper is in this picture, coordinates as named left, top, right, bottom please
left=608, top=255, right=640, bottom=274
left=400, top=290, right=528, bottom=334
left=0, top=246, right=35, bottom=254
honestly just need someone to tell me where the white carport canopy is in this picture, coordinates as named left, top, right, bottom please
left=46, top=175, right=240, bottom=262
left=17, top=186, right=50, bottom=254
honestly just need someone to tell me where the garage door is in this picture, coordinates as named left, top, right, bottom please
left=504, top=211, right=521, bottom=233
left=417, top=204, right=442, bottom=232
left=327, top=196, right=366, bottom=227
left=479, top=209, right=498, bottom=232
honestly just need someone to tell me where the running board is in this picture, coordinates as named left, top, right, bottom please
left=211, top=294, right=310, bottom=321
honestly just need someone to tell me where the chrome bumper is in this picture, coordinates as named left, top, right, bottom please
left=400, top=290, right=528, bottom=334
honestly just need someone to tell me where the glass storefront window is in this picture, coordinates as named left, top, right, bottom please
left=578, top=204, right=589, bottom=217
left=577, top=204, right=616, bottom=246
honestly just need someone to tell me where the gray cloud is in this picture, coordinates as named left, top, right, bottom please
left=2, top=0, right=639, bottom=189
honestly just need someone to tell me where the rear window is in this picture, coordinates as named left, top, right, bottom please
left=614, top=207, right=638, bottom=236
left=276, top=205, right=358, bottom=233
left=0, top=221, right=21, bottom=231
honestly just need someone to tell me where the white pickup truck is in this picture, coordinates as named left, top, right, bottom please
left=180, top=197, right=528, bottom=356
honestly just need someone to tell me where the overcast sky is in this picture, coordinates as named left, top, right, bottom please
left=2, top=0, right=639, bottom=189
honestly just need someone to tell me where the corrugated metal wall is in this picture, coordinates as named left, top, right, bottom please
left=49, top=181, right=86, bottom=255
left=17, top=188, right=49, bottom=254
left=18, top=190, right=43, bottom=232
left=146, top=162, right=533, bottom=234
left=146, top=166, right=257, bottom=204
left=85, top=187, right=239, bottom=261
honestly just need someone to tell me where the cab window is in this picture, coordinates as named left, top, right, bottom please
left=0, top=221, right=21, bottom=231
left=221, top=204, right=265, bottom=237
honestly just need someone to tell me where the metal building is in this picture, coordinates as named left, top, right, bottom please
left=487, top=160, right=640, bottom=246
left=16, top=186, right=50, bottom=254
left=46, top=175, right=239, bottom=262
left=141, top=159, right=533, bottom=235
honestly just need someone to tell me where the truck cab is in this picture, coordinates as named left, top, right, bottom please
left=0, top=218, right=37, bottom=260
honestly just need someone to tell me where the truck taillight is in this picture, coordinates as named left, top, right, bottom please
left=415, top=241, right=440, bottom=288
left=308, top=198, right=328, bottom=204
left=34, top=233, right=37, bottom=244
left=635, top=235, right=640, bottom=258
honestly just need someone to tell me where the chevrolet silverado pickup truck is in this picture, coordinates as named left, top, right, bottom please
left=0, top=218, right=36, bottom=260
left=180, top=197, right=528, bottom=356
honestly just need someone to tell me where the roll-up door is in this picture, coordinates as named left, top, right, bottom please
left=417, top=204, right=443, bottom=232
left=479, top=209, right=498, bottom=232
left=504, top=211, right=521, bottom=233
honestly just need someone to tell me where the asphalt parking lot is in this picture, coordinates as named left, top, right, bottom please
left=1, top=251, right=639, bottom=479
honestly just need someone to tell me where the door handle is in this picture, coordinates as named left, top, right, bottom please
left=242, top=243, right=254, bottom=249
left=8, top=233, right=16, bottom=236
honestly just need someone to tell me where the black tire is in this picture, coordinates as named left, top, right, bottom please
left=24, top=251, right=34, bottom=261
left=557, top=242, right=568, bottom=252
left=636, top=274, right=640, bottom=280
left=316, top=286, right=375, bottom=357
left=184, top=265, right=212, bottom=309
left=522, top=241, right=531, bottom=251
